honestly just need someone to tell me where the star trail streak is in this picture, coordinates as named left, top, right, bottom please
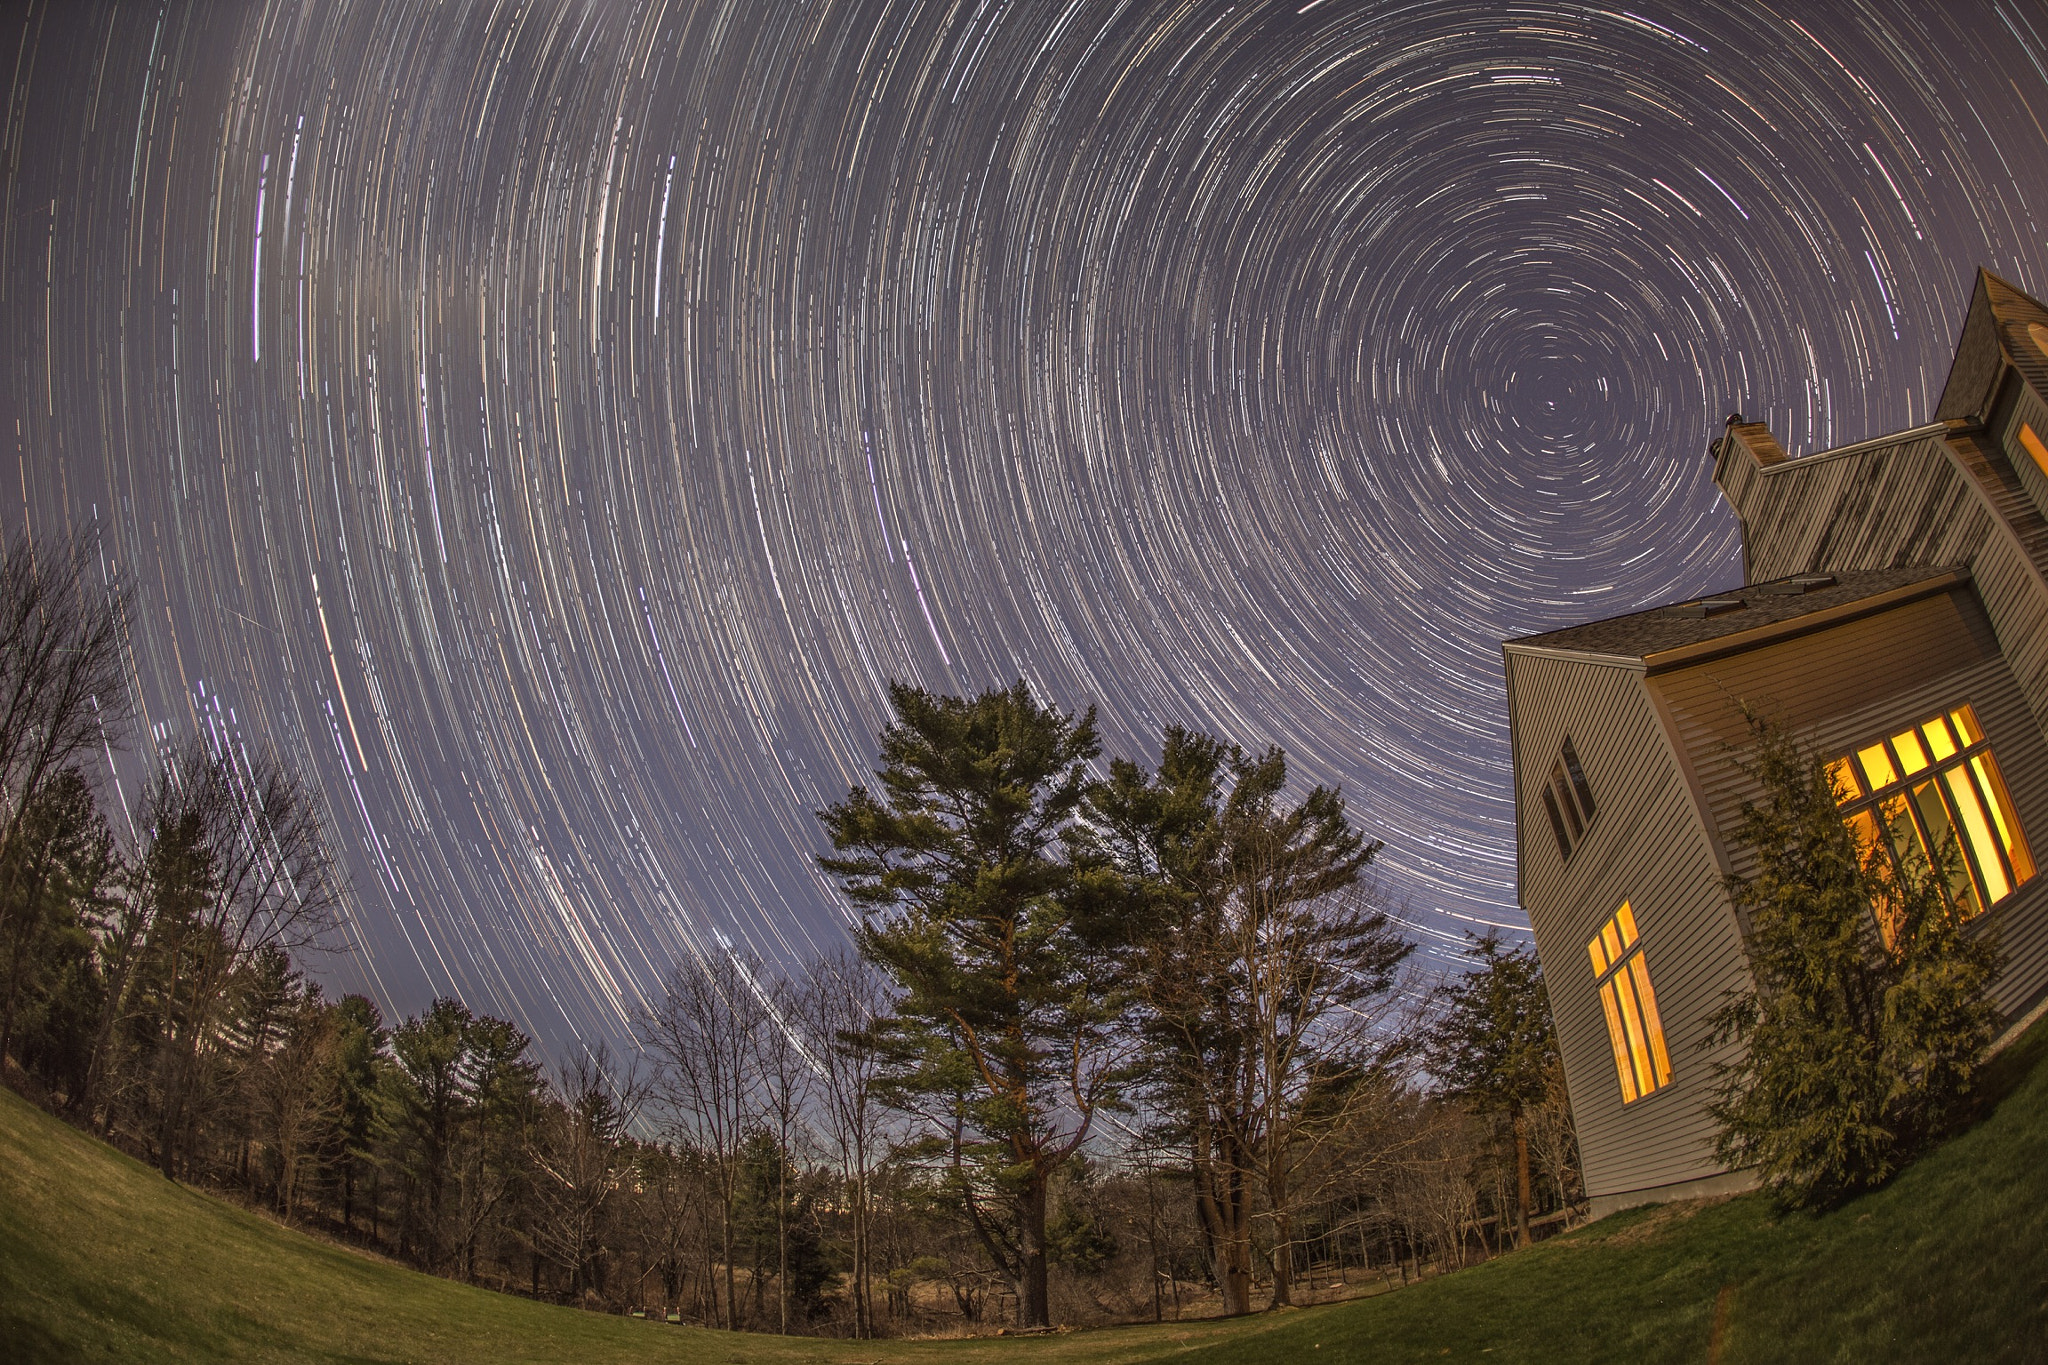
left=6, top=0, right=2048, bottom=1061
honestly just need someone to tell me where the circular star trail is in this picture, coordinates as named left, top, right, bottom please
left=7, top=0, right=2048, bottom=1059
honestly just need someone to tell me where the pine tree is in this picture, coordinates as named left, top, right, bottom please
left=383, top=998, right=475, bottom=1265
left=818, top=680, right=1124, bottom=1329
left=0, top=766, right=116, bottom=1098
left=1086, top=726, right=1404, bottom=1311
left=329, top=994, right=386, bottom=1233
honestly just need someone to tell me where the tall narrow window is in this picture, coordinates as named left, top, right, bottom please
left=1542, top=736, right=1598, bottom=860
left=1587, top=902, right=1672, bottom=1103
left=1829, top=702, right=2036, bottom=946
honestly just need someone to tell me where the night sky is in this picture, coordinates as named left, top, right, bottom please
left=6, top=0, right=2048, bottom=1063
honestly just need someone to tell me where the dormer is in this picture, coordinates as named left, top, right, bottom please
left=1938, top=269, right=2048, bottom=523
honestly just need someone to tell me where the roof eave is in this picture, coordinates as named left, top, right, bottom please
left=1499, top=641, right=1647, bottom=672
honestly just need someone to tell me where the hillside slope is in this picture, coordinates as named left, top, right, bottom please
left=5, top=1019, right=2045, bottom=1364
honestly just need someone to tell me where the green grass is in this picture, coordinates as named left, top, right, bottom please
left=7, top=1020, right=2047, bottom=1363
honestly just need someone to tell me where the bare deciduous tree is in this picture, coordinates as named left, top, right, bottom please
left=754, top=974, right=816, bottom=1333
left=642, top=948, right=766, bottom=1330
left=1526, top=1057, right=1582, bottom=1220
left=135, top=737, right=344, bottom=1178
left=249, top=986, right=343, bottom=1221
left=530, top=1045, right=642, bottom=1301
left=794, top=948, right=895, bottom=1337
left=0, top=535, right=126, bottom=1068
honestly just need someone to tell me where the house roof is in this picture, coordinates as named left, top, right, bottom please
left=1503, top=565, right=1969, bottom=671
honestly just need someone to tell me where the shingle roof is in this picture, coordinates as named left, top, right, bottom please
left=1504, top=565, right=1966, bottom=663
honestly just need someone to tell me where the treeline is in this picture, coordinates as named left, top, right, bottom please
left=10, top=936, right=1580, bottom=1336
left=0, top=542, right=1583, bottom=1336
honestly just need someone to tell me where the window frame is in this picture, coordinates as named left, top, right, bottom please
left=1828, top=702, right=2035, bottom=942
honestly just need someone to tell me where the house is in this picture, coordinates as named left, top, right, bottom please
left=1504, top=269, right=2048, bottom=1216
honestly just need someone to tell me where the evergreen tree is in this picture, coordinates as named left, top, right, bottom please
left=383, top=998, right=475, bottom=1264
left=0, top=767, right=116, bottom=1099
left=1087, top=726, right=1404, bottom=1311
left=733, top=1129, right=833, bottom=1325
left=1706, top=713, right=2001, bottom=1208
left=328, top=994, right=386, bottom=1233
left=458, top=1015, right=544, bottom=1281
left=1424, top=931, right=1557, bottom=1246
left=224, top=944, right=306, bottom=1185
left=818, top=680, right=1125, bottom=1329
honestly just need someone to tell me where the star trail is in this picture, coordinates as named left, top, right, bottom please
left=7, top=0, right=2048, bottom=1062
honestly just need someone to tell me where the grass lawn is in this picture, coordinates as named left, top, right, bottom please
left=5, top=1017, right=2045, bottom=1363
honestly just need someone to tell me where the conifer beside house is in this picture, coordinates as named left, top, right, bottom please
left=1506, top=270, right=2048, bottom=1215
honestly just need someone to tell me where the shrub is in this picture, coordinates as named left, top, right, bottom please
left=1705, top=712, right=2001, bottom=1208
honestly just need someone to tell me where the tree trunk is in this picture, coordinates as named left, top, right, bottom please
left=1514, top=1112, right=1534, bottom=1249
left=1147, top=1175, right=1162, bottom=1323
left=1268, top=1161, right=1293, bottom=1309
left=157, top=1036, right=196, bottom=1179
left=751, top=1231, right=765, bottom=1324
left=701, top=1229, right=716, bottom=1323
left=851, top=1167, right=870, bottom=1338
left=1192, top=1126, right=1253, bottom=1317
left=777, top=1153, right=789, bottom=1333
left=721, top=1190, right=737, bottom=1330
left=1220, top=1164, right=1253, bottom=1316
left=1016, top=1172, right=1051, bottom=1328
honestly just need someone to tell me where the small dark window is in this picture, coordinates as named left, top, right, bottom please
left=1541, top=736, right=1598, bottom=861
left=1550, top=762, right=1584, bottom=839
left=1541, top=785, right=1572, bottom=860
left=1561, top=737, right=1597, bottom=822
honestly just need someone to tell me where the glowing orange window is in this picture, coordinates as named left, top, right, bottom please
left=1586, top=902, right=1673, bottom=1104
left=1831, top=703, right=2035, bottom=945
left=2018, top=422, right=2048, bottom=482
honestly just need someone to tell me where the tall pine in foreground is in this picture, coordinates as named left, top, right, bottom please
left=1707, top=712, right=2000, bottom=1208
left=817, top=680, right=1126, bottom=1329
